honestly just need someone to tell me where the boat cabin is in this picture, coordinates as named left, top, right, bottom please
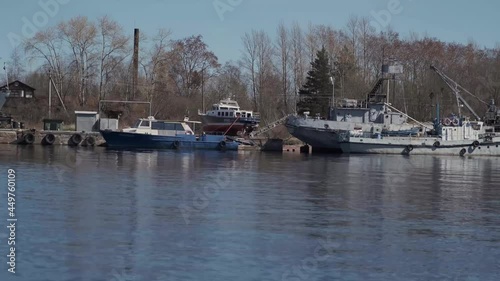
left=206, top=98, right=256, bottom=119
left=440, top=120, right=484, bottom=141
left=123, top=116, right=194, bottom=136
left=329, top=101, right=408, bottom=126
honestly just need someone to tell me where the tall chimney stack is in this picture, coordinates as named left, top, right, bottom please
left=132, top=28, right=139, bottom=99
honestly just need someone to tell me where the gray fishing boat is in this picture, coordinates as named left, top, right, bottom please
left=339, top=119, right=500, bottom=156
left=286, top=72, right=422, bottom=152
left=339, top=66, right=500, bottom=156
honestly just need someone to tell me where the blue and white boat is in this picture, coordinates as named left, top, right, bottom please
left=100, top=116, right=238, bottom=150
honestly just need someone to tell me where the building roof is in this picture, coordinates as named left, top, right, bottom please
left=74, top=111, right=98, bottom=115
left=0, top=80, right=36, bottom=91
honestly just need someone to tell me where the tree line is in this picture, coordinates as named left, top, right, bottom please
left=3, top=15, right=500, bottom=126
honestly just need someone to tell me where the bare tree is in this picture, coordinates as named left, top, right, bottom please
left=58, top=16, right=97, bottom=106
left=345, top=15, right=359, bottom=64
left=240, top=30, right=274, bottom=114
left=24, top=28, right=68, bottom=99
left=170, top=35, right=219, bottom=98
left=290, top=22, right=306, bottom=110
left=305, top=23, right=319, bottom=63
left=255, top=30, right=274, bottom=112
left=97, top=16, right=130, bottom=101
left=7, top=47, right=26, bottom=81
left=140, top=28, right=172, bottom=114
left=206, top=62, right=249, bottom=108
left=358, top=17, right=374, bottom=83
left=240, top=31, right=259, bottom=109
left=275, top=22, right=290, bottom=112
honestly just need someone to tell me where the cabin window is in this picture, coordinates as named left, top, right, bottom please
left=218, top=112, right=221, bottom=116
left=247, top=113, right=251, bottom=118
left=225, top=112, right=229, bottom=117
left=221, top=107, right=228, bottom=110
left=141, top=121, right=150, bottom=127
left=230, top=112, right=233, bottom=117
left=152, top=122, right=163, bottom=130
left=134, top=120, right=141, bottom=128
left=165, top=123, right=176, bottom=130
left=151, top=122, right=180, bottom=130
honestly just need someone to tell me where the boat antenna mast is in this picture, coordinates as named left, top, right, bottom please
left=430, top=65, right=487, bottom=120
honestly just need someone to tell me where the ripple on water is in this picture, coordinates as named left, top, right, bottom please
left=0, top=148, right=499, bottom=281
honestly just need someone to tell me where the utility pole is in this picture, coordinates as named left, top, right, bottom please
left=48, top=70, right=52, bottom=119
left=3, top=62, right=9, bottom=93
left=330, top=76, right=335, bottom=108
left=201, top=68, right=205, bottom=112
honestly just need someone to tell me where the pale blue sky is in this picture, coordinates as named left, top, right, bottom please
left=1, top=0, right=499, bottom=66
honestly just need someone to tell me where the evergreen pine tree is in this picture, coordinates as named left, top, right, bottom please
left=297, top=47, right=333, bottom=117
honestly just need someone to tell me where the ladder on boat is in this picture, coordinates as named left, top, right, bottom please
left=250, top=114, right=292, bottom=137
left=366, top=78, right=387, bottom=103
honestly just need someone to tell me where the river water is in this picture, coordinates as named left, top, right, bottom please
left=0, top=145, right=499, bottom=281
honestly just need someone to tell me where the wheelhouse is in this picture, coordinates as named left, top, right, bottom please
left=124, top=117, right=194, bottom=136
left=207, top=99, right=256, bottom=119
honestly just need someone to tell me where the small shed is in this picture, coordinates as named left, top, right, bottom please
left=43, top=119, right=64, bottom=131
left=75, top=111, right=98, bottom=132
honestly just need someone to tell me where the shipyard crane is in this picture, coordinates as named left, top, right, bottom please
left=430, top=65, right=488, bottom=121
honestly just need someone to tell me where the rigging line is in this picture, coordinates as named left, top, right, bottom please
left=401, top=79, right=408, bottom=115
left=456, top=84, right=489, bottom=106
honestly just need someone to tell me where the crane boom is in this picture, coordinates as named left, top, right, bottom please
left=430, top=65, right=482, bottom=120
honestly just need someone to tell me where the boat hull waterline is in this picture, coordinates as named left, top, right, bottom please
left=340, top=137, right=500, bottom=156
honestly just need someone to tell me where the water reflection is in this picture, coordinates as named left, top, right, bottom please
left=0, top=147, right=499, bottom=280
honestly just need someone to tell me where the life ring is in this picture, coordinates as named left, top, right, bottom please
left=433, top=141, right=440, bottom=147
left=172, top=140, right=180, bottom=149
left=459, top=148, right=467, bottom=157
left=452, top=118, right=460, bottom=126
left=406, top=145, right=414, bottom=152
left=41, top=133, right=55, bottom=145
left=443, top=118, right=452, bottom=126
left=472, top=141, right=480, bottom=147
left=23, top=133, right=35, bottom=145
